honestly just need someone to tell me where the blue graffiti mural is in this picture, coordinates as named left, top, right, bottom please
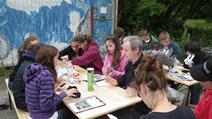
left=0, top=0, right=114, bottom=66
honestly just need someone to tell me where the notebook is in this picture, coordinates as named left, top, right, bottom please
left=67, top=95, right=105, bottom=113
left=168, top=72, right=193, bottom=81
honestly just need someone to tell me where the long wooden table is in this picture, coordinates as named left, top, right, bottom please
left=56, top=62, right=142, bottom=119
left=166, top=66, right=199, bottom=86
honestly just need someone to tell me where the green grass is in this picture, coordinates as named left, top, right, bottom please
left=0, top=67, right=13, bottom=78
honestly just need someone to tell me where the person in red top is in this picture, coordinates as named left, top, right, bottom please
left=71, top=34, right=103, bottom=74
left=190, top=57, right=212, bottom=119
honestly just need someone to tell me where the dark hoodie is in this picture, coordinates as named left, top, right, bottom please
left=23, top=63, right=67, bottom=119
left=58, top=45, right=83, bottom=60
left=11, top=51, right=36, bottom=111
left=9, top=51, right=35, bottom=91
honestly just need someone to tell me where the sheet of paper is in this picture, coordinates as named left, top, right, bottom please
left=100, top=6, right=107, bottom=14
left=95, top=80, right=110, bottom=86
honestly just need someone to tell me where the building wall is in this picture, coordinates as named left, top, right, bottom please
left=0, top=0, right=114, bottom=66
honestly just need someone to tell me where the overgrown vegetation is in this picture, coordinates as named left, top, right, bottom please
left=117, top=0, right=212, bottom=61
left=185, top=19, right=212, bottom=47
left=0, top=61, right=13, bottom=77
left=0, top=67, right=12, bottom=78
left=118, top=0, right=212, bottom=46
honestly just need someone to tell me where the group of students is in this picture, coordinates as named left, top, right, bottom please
left=8, top=36, right=78, bottom=119
left=8, top=27, right=211, bottom=119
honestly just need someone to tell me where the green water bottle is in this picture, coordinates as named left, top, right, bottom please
left=87, top=68, right=94, bottom=91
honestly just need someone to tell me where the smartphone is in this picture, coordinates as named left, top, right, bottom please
left=182, top=69, right=189, bottom=73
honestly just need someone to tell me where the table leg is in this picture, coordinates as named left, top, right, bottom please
left=8, top=92, right=12, bottom=110
left=186, top=86, right=191, bottom=106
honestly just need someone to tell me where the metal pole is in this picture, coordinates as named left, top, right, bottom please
left=90, top=0, right=94, bottom=38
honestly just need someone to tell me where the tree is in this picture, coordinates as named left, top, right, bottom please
left=118, top=0, right=211, bottom=36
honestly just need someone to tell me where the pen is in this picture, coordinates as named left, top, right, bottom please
left=108, top=72, right=112, bottom=77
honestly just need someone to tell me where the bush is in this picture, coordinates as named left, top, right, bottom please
left=185, top=19, right=212, bottom=47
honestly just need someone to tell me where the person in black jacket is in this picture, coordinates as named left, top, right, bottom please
left=105, top=36, right=143, bottom=89
left=58, top=41, right=83, bottom=61
left=12, top=43, right=42, bottom=111
left=183, top=40, right=211, bottom=104
left=9, top=35, right=39, bottom=91
left=105, top=36, right=150, bottom=118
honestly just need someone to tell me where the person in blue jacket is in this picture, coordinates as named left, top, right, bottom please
left=159, top=31, right=180, bottom=60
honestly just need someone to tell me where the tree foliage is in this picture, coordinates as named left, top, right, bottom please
left=118, top=0, right=211, bottom=36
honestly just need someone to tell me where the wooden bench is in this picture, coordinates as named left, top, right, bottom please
left=5, top=79, right=30, bottom=119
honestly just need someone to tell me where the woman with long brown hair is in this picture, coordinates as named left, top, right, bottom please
left=23, top=45, right=76, bottom=119
left=102, top=35, right=128, bottom=79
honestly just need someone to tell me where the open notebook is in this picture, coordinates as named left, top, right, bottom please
left=168, top=72, right=193, bottom=81
left=67, top=95, right=105, bottom=113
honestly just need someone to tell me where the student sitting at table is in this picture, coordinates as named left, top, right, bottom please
left=102, top=35, right=128, bottom=79
left=113, top=27, right=126, bottom=44
left=105, top=36, right=150, bottom=118
left=71, top=34, right=103, bottom=74
left=159, top=31, right=180, bottom=60
left=23, top=45, right=77, bottom=119
left=143, top=41, right=175, bottom=68
left=12, top=43, right=42, bottom=112
left=9, top=35, right=39, bottom=91
left=138, top=29, right=158, bottom=51
left=136, top=55, right=196, bottom=119
left=183, top=40, right=211, bottom=105
left=105, top=36, right=143, bottom=89
left=190, top=57, right=212, bottom=119
left=58, top=40, right=83, bottom=61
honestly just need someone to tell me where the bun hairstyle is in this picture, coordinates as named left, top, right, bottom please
left=136, top=55, right=167, bottom=92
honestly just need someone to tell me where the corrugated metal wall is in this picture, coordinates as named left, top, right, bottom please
left=0, top=0, right=115, bottom=66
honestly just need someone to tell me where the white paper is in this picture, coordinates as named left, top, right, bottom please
left=100, top=6, right=107, bottom=14
left=95, top=80, right=110, bottom=86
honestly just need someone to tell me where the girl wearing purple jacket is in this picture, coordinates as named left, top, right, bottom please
left=102, top=36, right=128, bottom=79
left=23, top=45, right=76, bottom=119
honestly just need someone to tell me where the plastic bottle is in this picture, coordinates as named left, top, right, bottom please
left=87, top=68, right=94, bottom=91
left=66, top=61, right=74, bottom=76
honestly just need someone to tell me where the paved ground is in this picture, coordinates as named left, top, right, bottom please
left=0, top=77, right=18, bottom=119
